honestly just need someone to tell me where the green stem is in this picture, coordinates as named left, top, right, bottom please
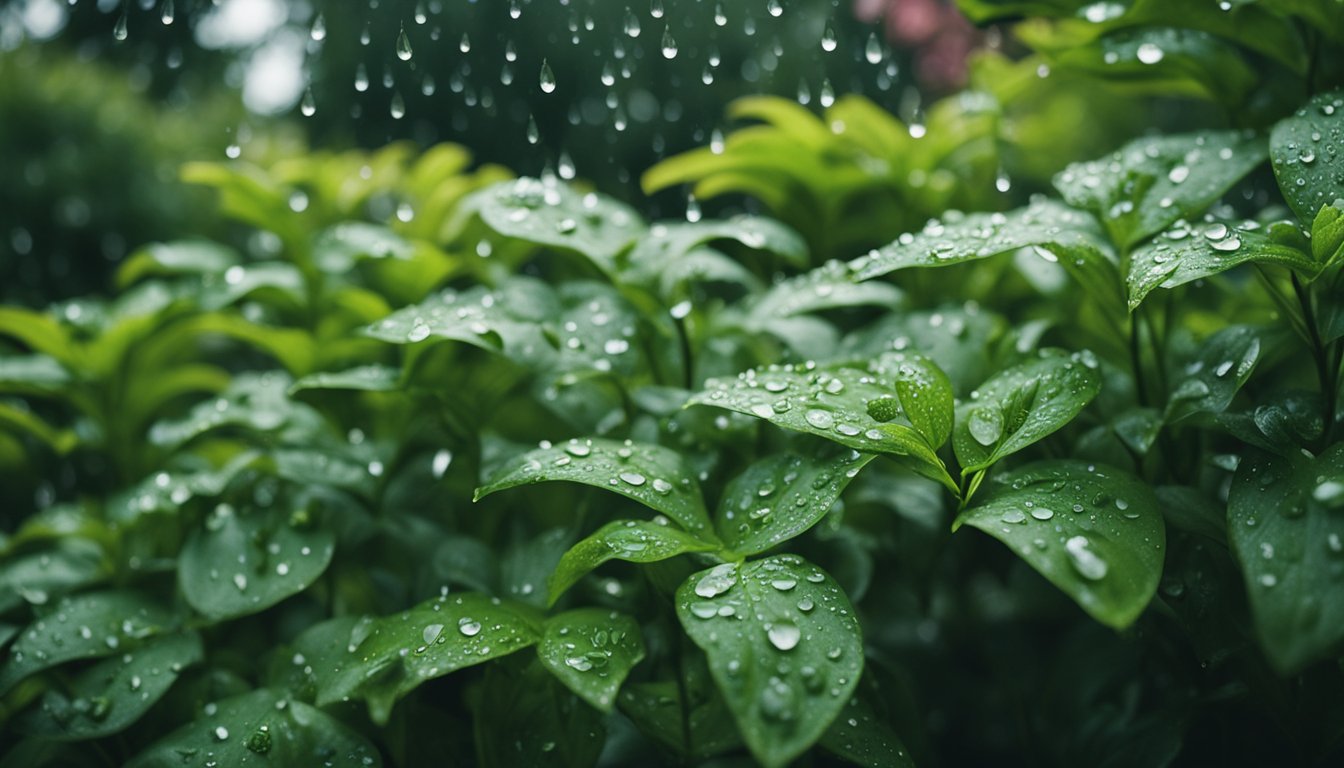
left=1291, top=274, right=1338, bottom=445
left=1129, top=313, right=1149, bottom=407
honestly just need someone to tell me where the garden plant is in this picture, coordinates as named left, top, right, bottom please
left=2, top=1, right=1344, bottom=766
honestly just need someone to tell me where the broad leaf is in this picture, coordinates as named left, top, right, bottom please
left=953, top=350, right=1102, bottom=473
left=841, top=305, right=1005, bottom=395
left=537, top=608, right=645, bottom=712
left=955, top=461, right=1165, bottom=629
left=1126, top=220, right=1318, bottom=309
left=476, top=438, right=713, bottom=538
left=470, top=177, right=646, bottom=274
left=108, top=453, right=261, bottom=524
left=178, top=502, right=336, bottom=621
left=116, top=240, right=240, bottom=288
left=21, top=632, right=202, bottom=741
left=1165, top=325, right=1262, bottom=422
left=744, top=260, right=904, bottom=326
left=819, top=689, right=916, bottom=768
left=625, top=216, right=808, bottom=283
left=892, top=353, right=955, bottom=448
left=364, top=278, right=554, bottom=356
left=716, top=447, right=876, bottom=556
left=289, top=365, right=401, bottom=394
left=1054, top=131, right=1266, bottom=248
left=313, top=222, right=416, bottom=272
left=1227, top=445, right=1344, bottom=673
left=675, top=555, right=863, bottom=768
left=1270, top=90, right=1344, bottom=223
left=148, top=373, right=327, bottom=450
left=473, top=656, right=605, bottom=768
left=125, top=688, right=381, bottom=768
left=689, top=354, right=956, bottom=492
left=548, top=520, right=717, bottom=604
left=0, top=591, right=177, bottom=694
left=291, top=593, right=539, bottom=724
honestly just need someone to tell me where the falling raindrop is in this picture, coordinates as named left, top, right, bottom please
left=539, top=59, right=557, bottom=93
left=396, top=25, right=414, bottom=61
left=660, top=27, right=678, bottom=59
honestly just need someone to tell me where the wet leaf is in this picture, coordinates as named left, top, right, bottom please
left=1227, top=445, right=1344, bottom=673
left=548, top=520, right=717, bottom=604
left=819, top=689, right=916, bottom=768
left=953, top=350, right=1102, bottom=473
left=675, top=555, right=863, bottom=768
left=744, top=260, right=903, bottom=326
left=1270, top=89, right=1344, bottom=223
left=476, top=438, right=713, bottom=538
left=537, top=608, right=645, bottom=712
left=1165, top=325, right=1262, bottom=422
left=955, top=461, right=1165, bottom=629
left=148, top=373, right=327, bottom=451
left=473, top=655, right=605, bottom=768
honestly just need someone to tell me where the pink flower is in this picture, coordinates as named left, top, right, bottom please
left=854, top=0, right=980, bottom=90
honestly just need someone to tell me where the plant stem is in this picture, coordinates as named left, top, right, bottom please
left=1290, top=274, right=1338, bottom=445
left=1129, top=313, right=1149, bottom=407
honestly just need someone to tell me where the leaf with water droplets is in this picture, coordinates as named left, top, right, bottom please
left=689, top=354, right=957, bottom=493
left=624, top=217, right=808, bottom=287
left=313, top=222, right=417, bottom=273
left=537, top=608, right=645, bottom=712
left=178, top=503, right=335, bottom=621
left=288, top=364, right=401, bottom=394
left=107, top=453, right=261, bottom=525
left=955, top=460, right=1165, bottom=629
left=125, top=688, right=381, bottom=767
left=289, top=593, right=540, bottom=725
left=716, top=447, right=876, bottom=556
left=474, top=655, right=606, bottom=768
left=953, top=350, right=1102, bottom=474
left=21, top=632, right=202, bottom=741
left=1126, top=220, right=1317, bottom=310
left=1270, top=89, right=1344, bottom=224
left=148, top=373, right=327, bottom=451
left=1227, top=445, right=1344, bottom=673
left=1218, top=390, right=1327, bottom=458
left=466, top=177, right=647, bottom=275
left=818, top=688, right=916, bottom=768
left=675, top=555, right=863, bottom=768
left=850, top=201, right=1124, bottom=317
left=115, top=240, right=241, bottom=289
left=548, top=520, right=717, bottom=604
left=1165, top=325, right=1262, bottom=422
left=0, top=591, right=178, bottom=694
left=744, top=260, right=904, bottom=330
left=1053, top=131, right=1266, bottom=249
left=841, top=305, right=1005, bottom=396
left=476, top=438, right=712, bottom=538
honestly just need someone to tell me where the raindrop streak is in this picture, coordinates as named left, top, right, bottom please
left=539, top=59, right=557, bottom=94
left=160, top=0, right=175, bottom=25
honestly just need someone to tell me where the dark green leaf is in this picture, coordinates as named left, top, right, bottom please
left=1165, top=325, right=1262, bottom=422
left=953, top=350, right=1103, bottom=473
left=178, top=502, right=336, bottom=621
left=125, top=688, right=381, bottom=768
left=548, top=520, right=717, bottom=604
left=148, top=373, right=327, bottom=450
left=473, top=655, right=605, bottom=768
left=675, top=555, right=863, bottom=768
left=1227, top=445, right=1344, bottom=673
left=22, top=632, right=203, bottom=741
left=819, top=689, right=916, bottom=768
left=892, top=352, right=955, bottom=448
left=476, top=438, right=713, bottom=538
left=1054, top=131, right=1266, bottom=248
left=955, top=461, right=1165, bottom=629
left=1270, top=90, right=1344, bottom=223
left=537, top=608, right=645, bottom=712
left=715, top=447, right=876, bottom=556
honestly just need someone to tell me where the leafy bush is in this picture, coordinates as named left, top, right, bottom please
left=3, top=2, right=1344, bottom=767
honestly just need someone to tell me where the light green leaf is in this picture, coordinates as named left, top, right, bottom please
left=625, top=216, right=808, bottom=283
left=953, top=350, right=1103, bottom=474
left=1165, top=325, right=1262, bottom=422
left=548, top=520, right=717, bottom=604
left=0, top=308, right=75, bottom=365
left=841, top=305, right=1005, bottom=395
left=470, top=177, right=646, bottom=274
left=675, top=555, right=863, bottom=768
left=1311, top=200, right=1344, bottom=265
left=0, top=402, right=76, bottom=454
left=716, top=447, right=876, bottom=556
left=289, top=365, right=401, bottom=394
left=744, top=260, right=904, bottom=327
left=0, top=591, right=178, bottom=694
left=116, top=240, right=241, bottom=288
left=955, top=460, right=1165, bottom=629
left=313, top=222, right=416, bottom=272
left=0, top=356, right=71, bottom=396
left=537, top=608, right=645, bottom=712
left=125, top=688, right=381, bottom=768
left=291, top=593, right=539, bottom=724
left=365, top=279, right=554, bottom=353
left=21, top=632, right=203, bottom=741
left=892, top=352, right=955, bottom=448
left=1053, top=131, right=1266, bottom=248
left=148, top=373, right=326, bottom=451
left=178, top=502, right=335, bottom=621
left=689, top=353, right=956, bottom=493
left=1227, top=445, right=1344, bottom=673
left=1270, top=90, right=1344, bottom=224
left=1126, top=220, right=1318, bottom=309
left=476, top=438, right=713, bottom=538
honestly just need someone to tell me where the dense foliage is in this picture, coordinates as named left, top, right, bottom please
left=3, top=1, right=1344, bottom=766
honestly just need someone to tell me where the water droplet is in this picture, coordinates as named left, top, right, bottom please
left=539, top=59, right=557, bottom=93
left=1136, top=43, right=1164, bottom=64
left=968, top=407, right=1003, bottom=446
left=767, top=621, right=801, bottom=651
left=458, top=618, right=482, bottom=637
left=1064, top=536, right=1108, bottom=580
left=396, top=25, right=413, bottom=61
left=619, top=471, right=647, bottom=487
left=660, top=27, right=678, bottom=59
left=694, top=563, right=737, bottom=598
left=423, top=624, right=444, bottom=645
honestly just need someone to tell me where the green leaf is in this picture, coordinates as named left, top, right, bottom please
left=313, top=222, right=416, bottom=272
left=547, top=520, right=717, bottom=604
left=618, top=670, right=742, bottom=760
left=125, top=688, right=381, bottom=768
left=476, top=438, right=713, bottom=538
left=689, top=354, right=956, bottom=493
left=108, top=453, right=261, bottom=524
left=473, top=656, right=605, bottom=768
left=148, top=373, right=326, bottom=450
left=0, top=591, right=178, bottom=694
left=537, top=608, right=645, bottom=712
left=1054, top=131, right=1266, bottom=248
left=0, top=356, right=71, bottom=396
left=1311, top=200, right=1344, bottom=265
left=178, top=502, right=335, bottom=621
left=819, top=689, right=916, bottom=768
left=21, top=632, right=203, bottom=741
left=716, top=447, right=876, bottom=556
left=0, top=544, right=106, bottom=610
left=675, top=555, right=863, bottom=768
left=1126, top=220, right=1318, bottom=309
left=289, top=365, right=402, bottom=394
left=953, top=350, right=1103, bottom=474
left=841, top=306, right=1005, bottom=395
left=116, top=240, right=241, bottom=288
left=743, top=260, right=904, bottom=328
left=0, top=402, right=77, bottom=454
left=1165, top=325, right=1262, bottom=422
left=0, top=308, right=75, bottom=365
left=1218, top=391, right=1326, bottom=457
left=292, top=593, right=539, bottom=724
left=469, top=177, right=646, bottom=274
left=892, top=352, right=955, bottom=448
left=625, top=216, right=808, bottom=284
left=1227, top=445, right=1344, bottom=673
left=955, top=461, right=1165, bottom=629
left=1270, top=90, right=1344, bottom=224
left=851, top=200, right=1123, bottom=316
